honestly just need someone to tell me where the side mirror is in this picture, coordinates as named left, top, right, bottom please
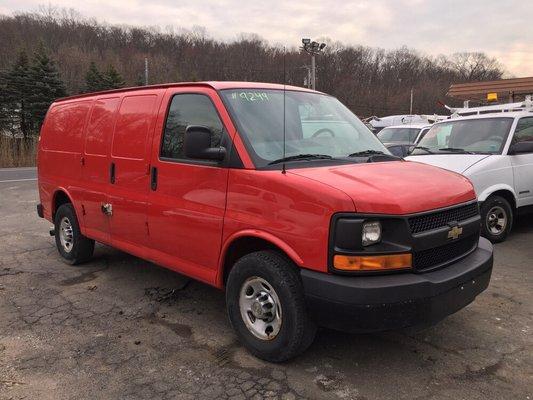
left=509, top=141, right=533, bottom=155
left=184, top=125, right=226, bottom=161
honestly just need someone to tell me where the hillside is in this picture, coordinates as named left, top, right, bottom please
left=0, top=9, right=504, bottom=118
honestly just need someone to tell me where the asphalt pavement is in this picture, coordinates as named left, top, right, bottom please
left=0, top=167, right=36, bottom=183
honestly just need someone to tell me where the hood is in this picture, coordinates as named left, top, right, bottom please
left=288, top=161, right=475, bottom=214
left=405, top=154, right=491, bottom=174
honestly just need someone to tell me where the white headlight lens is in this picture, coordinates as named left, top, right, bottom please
left=362, top=221, right=382, bottom=246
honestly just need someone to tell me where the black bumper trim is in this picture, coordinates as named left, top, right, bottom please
left=37, top=203, right=44, bottom=218
left=301, top=237, right=493, bottom=332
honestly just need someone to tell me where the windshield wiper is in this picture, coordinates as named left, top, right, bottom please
left=268, top=153, right=333, bottom=165
left=347, top=150, right=385, bottom=157
left=412, top=146, right=434, bottom=154
left=438, top=147, right=474, bottom=154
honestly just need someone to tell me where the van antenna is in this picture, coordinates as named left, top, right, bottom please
left=282, top=47, right=287, bottom=175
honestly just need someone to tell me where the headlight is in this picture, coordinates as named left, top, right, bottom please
left=362, top=221, right=382, bottom=246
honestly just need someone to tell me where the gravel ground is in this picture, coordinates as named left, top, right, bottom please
left=0, top=175, right=531, bottom=400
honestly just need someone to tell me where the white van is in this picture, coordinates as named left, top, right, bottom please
left=406, top=101, right=533, bottom=242
left=376, top=124, right=432, bottom=157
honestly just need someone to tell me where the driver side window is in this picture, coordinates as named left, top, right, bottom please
left=160, top=94, right=224, bottom=160
left=513, top=117, right=533, bottom=144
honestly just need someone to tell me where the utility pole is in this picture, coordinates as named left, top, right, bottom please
left=301, top=39, right=326, bottom=91
left=144, top=57, right=149, bottom=86
left=311, top=54, right=316, bottom=90
left=409, top=88, right=414, bottom=114
left=301, top=66, right=311, bottom=88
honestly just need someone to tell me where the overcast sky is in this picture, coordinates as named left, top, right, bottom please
left=2, top=0, right=532, bottom=77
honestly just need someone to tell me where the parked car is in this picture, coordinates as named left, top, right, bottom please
left=407, top=103, right=533, bottom=243
left=37, top=82, right=493, bottom=362
left=365, top=114, right=446, bottom=134
left=376, top=124, right=431, bottom=157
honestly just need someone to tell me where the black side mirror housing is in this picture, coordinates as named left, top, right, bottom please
left=509, top=141, right=533, bottom=155
left=184, top=125, right=226, bottom=161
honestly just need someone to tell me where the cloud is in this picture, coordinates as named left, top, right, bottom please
left=2, top=0, right=531, bottom=76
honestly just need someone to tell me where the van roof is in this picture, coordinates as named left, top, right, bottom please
left=54, top=81, right=319, bottom=103
left=434, top=110, right=533, bottom=124
left=381, top=124, right=431, bottom=129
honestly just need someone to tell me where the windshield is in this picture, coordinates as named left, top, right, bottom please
left=377, top=127, right=420, bottom=143
left=411, top=118, right=513, bottom=155
left=220, top=89, right=389, bottom=167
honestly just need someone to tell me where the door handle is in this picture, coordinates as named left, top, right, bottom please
left=110, top=162, right=116, bottom=184
left=150, top=166, right=158, bottom=191
left=101, top=203, right=113, bottom=216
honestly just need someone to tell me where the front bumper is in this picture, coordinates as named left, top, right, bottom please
left=301, top=237, right=493, bottom=332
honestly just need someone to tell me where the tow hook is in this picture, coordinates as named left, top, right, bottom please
left=49, top=227, right=55, bottom=236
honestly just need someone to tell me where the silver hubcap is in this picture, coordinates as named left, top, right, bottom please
left=239, top=277, right=282, bottom=340
left=486, top=206, right=507, bottom=235
left=59, top=217, right=74, bottom=253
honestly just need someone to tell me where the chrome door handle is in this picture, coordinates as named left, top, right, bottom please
left=101, top=203, right=113, bottom=216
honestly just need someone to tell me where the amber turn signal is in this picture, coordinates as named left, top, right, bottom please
left=333, top=253, right=412, bottom=271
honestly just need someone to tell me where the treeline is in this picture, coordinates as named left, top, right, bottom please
left=0, top=8, right=505, bottom=138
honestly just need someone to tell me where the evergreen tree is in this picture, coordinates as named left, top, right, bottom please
left=103, top=65, right=125, bottom=89
left=0, top=50, right=33, bottom=138
left=135, top=75, right=145, bottom=87
left=27, top=43, right=67, bottom=133
left=85, top=61, right=106, bottom=92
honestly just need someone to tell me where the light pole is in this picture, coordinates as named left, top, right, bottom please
left=144, top=57, right=149, bottom=86
left=301, top=39, right=326, bottom=90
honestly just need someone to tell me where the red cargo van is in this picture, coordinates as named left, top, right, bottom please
left=37, top=82, right=493, bottom=361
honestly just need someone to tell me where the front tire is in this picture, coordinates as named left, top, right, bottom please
left=54, top=203, right=95, bottom=265
left=480, top=195, right=513, bottom=243
left=226, top=251, right=316, bottom=362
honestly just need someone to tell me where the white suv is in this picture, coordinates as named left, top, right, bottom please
left=406, top=107, right=533, bottom=242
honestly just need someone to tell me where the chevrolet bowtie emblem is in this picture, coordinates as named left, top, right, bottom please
left=447, top=225, right=463, bottom=240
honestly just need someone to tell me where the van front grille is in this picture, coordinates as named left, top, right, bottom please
left=408, top=203, right=479, bottom=234
left=413, top=235, right=478, bottom=271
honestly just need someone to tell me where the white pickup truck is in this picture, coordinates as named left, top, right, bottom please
left=406, top=100, right=533, bottom=242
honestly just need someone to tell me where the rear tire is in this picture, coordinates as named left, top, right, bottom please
left=480, top=195, right=513, bottom=243
left=226, top=251, right=317, bottom=362
left=54, top=203, right=95, bottom=265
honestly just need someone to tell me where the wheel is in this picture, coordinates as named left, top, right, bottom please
left=54, top=203, right=95, bottom=265
left=226, top=251, right=317, bottom=362
left=480, top=196, right=513, bottom=243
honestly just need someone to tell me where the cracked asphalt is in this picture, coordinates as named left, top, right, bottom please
left=0, top=169, right=532, bottom=400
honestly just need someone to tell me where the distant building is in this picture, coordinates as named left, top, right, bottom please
left=448, top=77, right=533, bottom=104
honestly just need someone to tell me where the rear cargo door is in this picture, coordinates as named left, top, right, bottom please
left=108, top=92, right=162, bottom=255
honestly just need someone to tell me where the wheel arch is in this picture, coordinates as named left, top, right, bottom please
left=478, top=185, right=517, bottom=211
left=217, top=230, right=304, bottom=288
left=52, top=188, right=74, bottom=219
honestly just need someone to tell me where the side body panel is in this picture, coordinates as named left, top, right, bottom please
left=218, top=169, right=355, bottom=285
left=511, top=153, right=533, bottom=207
left=38, top=99, right=92, bottom=223
left=463, top=156, right=516, bottom=203
left=508, top=117, right=533, bottom=207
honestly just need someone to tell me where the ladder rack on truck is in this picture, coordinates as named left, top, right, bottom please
left=448, top=95, right=533, bottom=117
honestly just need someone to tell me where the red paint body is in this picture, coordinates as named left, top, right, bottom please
left=37, top=82, right=476, bottom=288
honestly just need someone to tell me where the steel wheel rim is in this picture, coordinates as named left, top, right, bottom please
left=239, top=276, right=282, bottom=340
left=59, top=217, right=74, bottom=253
left=486, top=206, right=507, bottom=235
